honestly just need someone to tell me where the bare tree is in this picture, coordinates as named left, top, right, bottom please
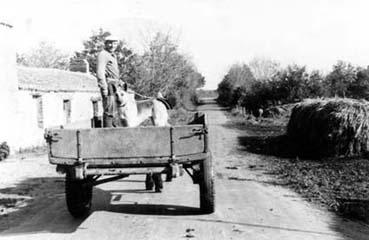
left=136, top=32, right=199, bottom=94
left=134, top=32, right=204, bottom=107
left=16, top=41, right=70, bottom=70
left=248, top=57, right=280, bottom=81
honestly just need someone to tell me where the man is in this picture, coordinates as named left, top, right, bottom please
left=96, top=36, right=163, bottom=192
left=96, top=35, right=120, bottom=127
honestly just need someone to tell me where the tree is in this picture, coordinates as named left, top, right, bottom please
left=136, top=32, right=184, bottom=94
left=306, top=70, right=326, bottom=98
left=75, top=28, right=140, bottom=84
left=217, top=63, right=255, bottom=107
left=217, top=76, right=234, bottom=106
left=274, top=64, right=309, bottom=102
left=76, top=29, right=204, bottom=108
left=248, top=57, right=280, bottom=81
left=326, top=61, right=356, bottom=97
left=347, top=67, right=369, bottom=99
left=135, top=32, right=205, bottom=107
left=16, top=41, right=70, bottom=70
left=77, top=28, right=110, bottom=74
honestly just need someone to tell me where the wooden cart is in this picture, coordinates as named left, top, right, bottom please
left=45, top=112, right=215, bottom=217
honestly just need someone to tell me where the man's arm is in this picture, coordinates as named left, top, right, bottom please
left=96, top=52, right=108, bottom=96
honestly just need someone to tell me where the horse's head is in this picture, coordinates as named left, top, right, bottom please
left=111, top=82, right=137, bottom=127
left=112, top=82, right=132, bottom=108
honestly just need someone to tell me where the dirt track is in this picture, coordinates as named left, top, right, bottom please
left=0, top=102, right=369, bottom=239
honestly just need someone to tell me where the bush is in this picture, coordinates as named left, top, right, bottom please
left=0, top=142, right=10, bottom=161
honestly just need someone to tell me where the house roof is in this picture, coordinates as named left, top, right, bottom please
left=17, top=66, right=99, bottom=92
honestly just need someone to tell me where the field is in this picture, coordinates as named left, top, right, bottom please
left=227, top=108, right=369, bottom=223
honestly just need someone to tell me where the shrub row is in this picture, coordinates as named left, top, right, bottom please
left=217, top=61, right=369, bottom=114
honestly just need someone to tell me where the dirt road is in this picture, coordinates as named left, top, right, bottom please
left=1, top=102, right=368, bottom=239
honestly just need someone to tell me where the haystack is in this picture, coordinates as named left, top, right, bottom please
left=287, top=98, right=369, bottom=158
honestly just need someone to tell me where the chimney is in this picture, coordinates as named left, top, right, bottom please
left=69, top=57, right=89, bottom=73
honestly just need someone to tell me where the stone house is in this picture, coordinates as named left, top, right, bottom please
left=0, top=24, right=101, bottom=152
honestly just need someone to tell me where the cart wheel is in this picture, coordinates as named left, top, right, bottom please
left=65, top=174, right=93, bottom=218
left=145, top=173, right=154, bottom=190
left=199, top=153, right=215, bottom=213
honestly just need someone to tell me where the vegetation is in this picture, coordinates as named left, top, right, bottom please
left=217, top=59, right=369, bottom=113
left=0, top=142, right=9, bottom=161
left=75, top=29, right=205, bottom=109
left=16, top=29, right=205, bottom=110
left=217, top=63, right=255, bottom=107
left=16, top=41, right=70, bottom=70
left=224, top=58, right=369, bottom=222
left=230, top=110, right=369, bottom=223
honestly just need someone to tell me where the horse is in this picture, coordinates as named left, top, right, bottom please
left=111, top=82, right=171, bottom=192
left=112, top=82, right=171, bottom=127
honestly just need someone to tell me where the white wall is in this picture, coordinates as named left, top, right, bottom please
left=14, top=91, right=44, bottom=148
left=0, top=26, right=21, bottom=151
left=71, top=92, right=101, bottom=125
left=14, top=90, right=102, bottom=150
left=43, top=91, right=101, bottom=128
left=0, top=26, right=103, bottom=151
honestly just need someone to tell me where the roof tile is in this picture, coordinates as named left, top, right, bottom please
left=17, top=66, right=99, bottom=92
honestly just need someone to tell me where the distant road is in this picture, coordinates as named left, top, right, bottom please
left=198, top=97, right=217, bottom=105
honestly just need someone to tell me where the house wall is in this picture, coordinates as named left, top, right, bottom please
left=15, top=91, right=43, bottom=148
left=42, top=91, right=101, bottom=128
left=15, top=90, right=102, bottom=150
left=0, top=25, right=103, bottom=151
left=0, top=25, right=21, bottom=151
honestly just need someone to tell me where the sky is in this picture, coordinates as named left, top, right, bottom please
left=2, top=0, right=369, bottom=89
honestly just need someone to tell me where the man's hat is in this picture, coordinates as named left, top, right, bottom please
left=105, top=35, right=119, bottom=42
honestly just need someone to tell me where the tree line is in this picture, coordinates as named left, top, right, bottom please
left=217, top=58, right=369, bottom=114
left=16, top=29, right=205, bottom=109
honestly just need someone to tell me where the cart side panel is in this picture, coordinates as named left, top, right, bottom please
left=80, top=127, right=171, bottom=158
left=173, top=125, right=205, bottom=156
left=49, top=129, right=78, bottom=158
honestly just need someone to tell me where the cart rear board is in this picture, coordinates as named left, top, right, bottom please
left=48, top=125, right=206, bottom=162
left=45, top=112, right=215, bottom=217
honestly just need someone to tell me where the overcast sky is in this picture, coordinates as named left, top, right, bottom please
left=2, top=0, right=369, bottom=89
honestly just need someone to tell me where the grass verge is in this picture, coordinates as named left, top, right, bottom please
left=228, top=111, right=369, bottom=223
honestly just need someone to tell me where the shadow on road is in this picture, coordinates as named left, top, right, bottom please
left=92, top=187, right=204, bottom=216
left=0, top=177, right=84, bottom=235
left=331, top=217, right=369, bottom=240
left=110, top=203, right=202, bottom=216
left=0, top=176, right=205, bottom=236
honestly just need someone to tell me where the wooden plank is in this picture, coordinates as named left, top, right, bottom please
left=49, top=152, right=209, bottom=166
left=173, top=125, right=205, bottom=156
left=49, top=129, right=78, bottom=158
left=85, top=167, right=166, bottom=175
left=79, top=127, right=171, bottom=158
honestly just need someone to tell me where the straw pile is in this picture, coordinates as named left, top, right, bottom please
left=287, top=98, right=369, bottom=158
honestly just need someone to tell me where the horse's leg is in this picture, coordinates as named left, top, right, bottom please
left=145, top=173, right=154, bottom=190
left=152, top=173, right=163, bottom=192
left=150, top=116, right=156, bottom=126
